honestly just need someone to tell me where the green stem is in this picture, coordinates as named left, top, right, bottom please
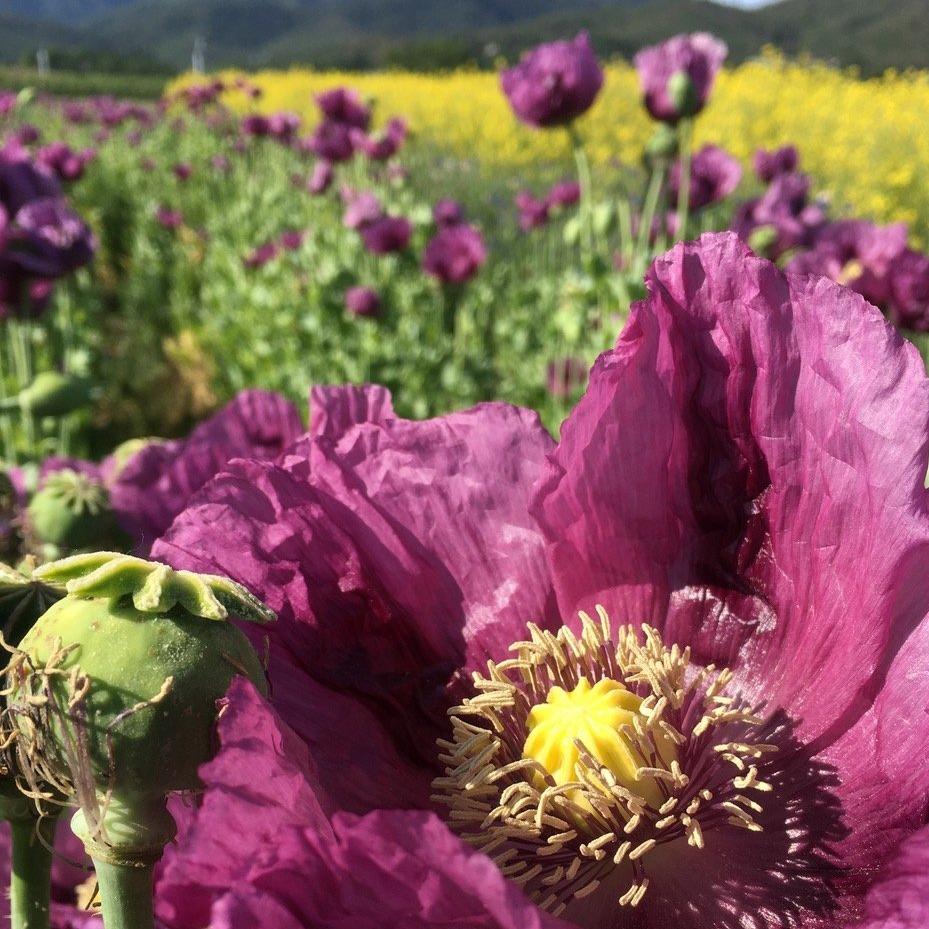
left=10, top=816, right=56, bottom=929
left=8, top=321, right=36, bottom=461
left=675, top=119, right=693, bottom=242
left=567, top=125, right=595, bottom=265
left=0, top=329, right=17, bottom=464
left=637, top=161, right=666, bottom=260
left=91, top=858, right=155, bottom=929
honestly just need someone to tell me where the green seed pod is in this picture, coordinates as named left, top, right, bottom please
left=6, top=552, right=274, bottom=929
left=667, top=70, right=700, bottom=120
left=2, top=372, right=93, bottom=419
left=27, top=471, right=117, bottom=552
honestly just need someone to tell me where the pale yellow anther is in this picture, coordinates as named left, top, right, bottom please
left=523, top=678, right=676, bottom=810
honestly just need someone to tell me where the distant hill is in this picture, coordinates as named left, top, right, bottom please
left=3, top=0, right=928, bottom=76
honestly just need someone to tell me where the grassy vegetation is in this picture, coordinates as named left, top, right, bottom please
left=0, top=65, right=165, bottom=99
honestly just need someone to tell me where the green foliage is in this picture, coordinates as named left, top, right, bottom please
left=0, top=65, right=165, bottom=100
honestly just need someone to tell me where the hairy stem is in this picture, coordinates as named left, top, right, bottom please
left=91, top=858, right=155, bottom=929
left=10, top=816, right=57, bottom=929
left=567, top=124, right=595, bottom=264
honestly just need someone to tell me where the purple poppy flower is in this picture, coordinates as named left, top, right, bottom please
left=315, top=86, right=371, bottom=130
left=308, top=159, right=333, bottom=195
left=13, top=124, right=40, bottom=146
left=634, top=33, right=728, bottom=123
left=345, top=285, right=381, bottom=318
left=109, top=389, right=302, bottom=551
left=667, top=143, right=742, bottom=211
left=852, top=825, right=929, bottom=928
left=140, top=233, right=929, bottom=928
left=351, top=117, right=408, bottom=161
left=733, top=172, right=826, bottom=257
left=173, top=162, right=193, bottom=182
left=307, top=119, right=355, bottom=163
left=789, top=219, right=909, bottom=307
left=753, top=145, right=799, bottom=183
left=360, top=215, right=412, bottom=255
left=244, top=241, right=279, bottom=269
left=342, top=190, right=383, bottom=230
left=241, top=114, right=272, bottom=137
left=279, top=229, right=305, bottom=251
left=546, top=356, right=588, bottom=399
left=422, top=223, right=487, bottom=283
left=546, top=180, right=581, bottom=210
left=267, top=111, right=301, bottom=142
left=155, top=205, right=183, bottom=230
left=36, top=141, right=94, bottom=182
left=501, top=32, right=603, bottom=128
left=888, top=248, right=929, bottom=332
left=0, top=140, right=60, bottom=214
left=9, top=198, right=96, bottom=278
left=433, top=198, right=464, bottom=228
left=514, top=191, right=550, bottom=231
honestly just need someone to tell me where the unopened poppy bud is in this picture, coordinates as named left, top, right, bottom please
left=667, top=70, right=699, bottom=119
left=4, top=372, right=92, bottom=418
left=27, top=470, right=117, bottom=551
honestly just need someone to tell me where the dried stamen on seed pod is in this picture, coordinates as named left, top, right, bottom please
left=433, top=609, right=775, bottom=916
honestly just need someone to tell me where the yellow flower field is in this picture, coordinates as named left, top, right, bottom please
left=170, top=51, right=929, bottom=238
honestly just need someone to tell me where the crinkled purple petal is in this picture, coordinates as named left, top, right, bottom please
left=845, top=825, right=929, bottom=928
left=111, top=389, right=302, bottom=550
left=531, top=232, right=929, bottom=754
left=153, top=394, right=556, bottom=801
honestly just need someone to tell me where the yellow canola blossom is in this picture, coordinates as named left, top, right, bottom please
left=169, top=51, right=929, bottom=236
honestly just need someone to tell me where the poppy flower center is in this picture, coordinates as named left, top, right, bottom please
left=524, top=678, right=676, bottom=811
left=434, top=609, right=777, bottom=918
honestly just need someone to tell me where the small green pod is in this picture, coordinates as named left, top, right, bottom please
left=26, top=471, right=117, bottom=552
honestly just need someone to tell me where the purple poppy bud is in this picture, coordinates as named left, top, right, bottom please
left=501, top=32, right=603, bottom=128
left=244, top=241, right=279, bottom=269
left=279, top=229, right=305, bottom=251
left=345, top=285, right=381, bottom=318
left=360, top=216, right=412, bottom=255
left=242, top=114, right=271, bottom=137
left=514, top=191, right=550, bottom=231
left=754, top=145, right=800, bottom=183
left=546, top=180, right=581, bottom=209
left=668, top=144, right=742, bottom=212
left=634, top=33, right=728, bottom=124
left=433, top=199, right=465, bottom=228
left=173, top=162, right=193, bottom=182
left=422, top=223, right=487, bottom=283
left=155, top=206, right=183, bottom=230
left=315, top=87, right=371, bottom=130
left=887, top=248, right=929, bottom=332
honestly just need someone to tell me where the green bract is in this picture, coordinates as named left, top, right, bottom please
left=7, top=552, right=274, bottom=865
